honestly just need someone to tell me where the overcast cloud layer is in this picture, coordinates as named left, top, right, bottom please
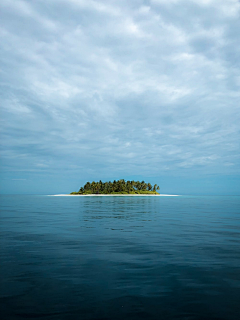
left=1, top=0, right=240, bottom=194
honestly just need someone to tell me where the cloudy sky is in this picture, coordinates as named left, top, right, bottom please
left=0, top=0, right=240, bottom=195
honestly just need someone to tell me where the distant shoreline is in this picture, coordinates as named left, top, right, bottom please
left=50, top=194, right=179, bottom=197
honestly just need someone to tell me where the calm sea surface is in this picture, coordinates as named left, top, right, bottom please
left=0, top=195, right=240, bottom=320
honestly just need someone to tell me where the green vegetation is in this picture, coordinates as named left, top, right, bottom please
left=70, top=179, right=160, bottom=195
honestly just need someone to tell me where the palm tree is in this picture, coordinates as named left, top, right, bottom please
left=91, top=181, right=96, bottom=193
left=141, top=181, right=147, bottom=190
left=126, top=181, right=131, bottom=193
left=147, top=183, right=152, bottom=191
left=83, top=182, right=91, bottom=191
left=74, top=179, right=160, bottom=194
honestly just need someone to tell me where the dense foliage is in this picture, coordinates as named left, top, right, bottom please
left=71, top=179, right=160, bottom=195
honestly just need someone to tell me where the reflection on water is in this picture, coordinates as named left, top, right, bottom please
left=0, top=195, right=240, bottom=319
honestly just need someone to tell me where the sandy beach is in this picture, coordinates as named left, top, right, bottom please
left=50, top=194, right=179, bottom=197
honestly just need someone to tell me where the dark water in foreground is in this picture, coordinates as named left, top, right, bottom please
left=0, top=195, right=240, bottom=320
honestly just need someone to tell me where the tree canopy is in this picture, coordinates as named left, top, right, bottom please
left=71, top=179, right=160, bottom=195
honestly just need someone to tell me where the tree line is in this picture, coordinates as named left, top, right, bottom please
left=71, top=179, right=160, bottom=194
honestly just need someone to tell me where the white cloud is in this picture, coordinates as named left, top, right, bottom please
left=0, top=0, right=239, bottom=183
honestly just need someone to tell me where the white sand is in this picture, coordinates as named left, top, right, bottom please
left=50, top=194, right=179, bottom=197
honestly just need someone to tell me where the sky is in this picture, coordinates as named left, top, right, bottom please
left=0, top=0, right=240, bottom=195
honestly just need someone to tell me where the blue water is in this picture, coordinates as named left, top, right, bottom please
left=0, top=195, right=240, bottom=320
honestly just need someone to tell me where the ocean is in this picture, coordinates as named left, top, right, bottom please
left=0, top=195, right=240, bottom=320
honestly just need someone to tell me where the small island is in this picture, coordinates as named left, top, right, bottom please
left=70, top=179, right=160, bottom=195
